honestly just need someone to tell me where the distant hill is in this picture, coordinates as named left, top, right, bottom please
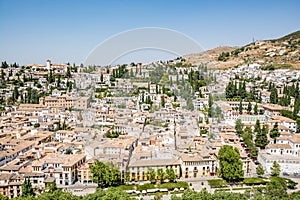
left=184, top=30, right=300, bottom=69
left=270, top=30, right=300, bottom=42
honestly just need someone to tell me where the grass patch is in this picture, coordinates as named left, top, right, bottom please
left=116, top=184, right=135, bottom=190
left=243, top=177, right=268, bottom=186
left=157, top=182, right=189, bottom=190
left=137, top=183, right=155, bottom=191
left=208, top=179, right=229, bottom=188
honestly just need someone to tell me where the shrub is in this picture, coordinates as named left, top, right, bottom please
left=136, top=183, right=155, bottom=191
left=243, top=178, right=268, bottom=186
left=157, top=182, right=188, bottom=190
left=116, top=184, right=135, bottom=190
left=208, top=179, right=229, bottom=188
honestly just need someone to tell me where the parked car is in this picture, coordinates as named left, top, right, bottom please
left=283, top=172, right=289, bottom=176
left=293, top=172, right=300, bottom=177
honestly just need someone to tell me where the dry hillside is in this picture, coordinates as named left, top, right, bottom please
left=184, top=30, right=300, bottom=69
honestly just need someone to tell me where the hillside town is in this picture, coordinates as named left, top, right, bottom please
left=0, top=51, right=299, bottom=199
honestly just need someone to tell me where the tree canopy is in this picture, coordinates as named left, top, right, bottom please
left=255, top=124, right=268, bottom=148
left=271, top=161, right=281, bottom=176
left=22, top=178, right=34, bottom=197
left=270, top=122, right=280, bottom=141
left=218, top=145, right=244, bottom=182
left=256, top=164, right=265, bottom=177
left=89, top=160, right=121, bottom=188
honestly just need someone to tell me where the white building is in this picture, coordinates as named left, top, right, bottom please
left=258, top=152, right=300, bottom=174
left=267, top=116, right=297, bottom=132
left=258, top=134, right=300, bottom=174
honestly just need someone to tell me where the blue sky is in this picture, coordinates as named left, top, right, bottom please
left=0, top=0, right=299, bottom=65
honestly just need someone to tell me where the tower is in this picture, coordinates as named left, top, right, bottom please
left=46, top=59, right=51, bottom=70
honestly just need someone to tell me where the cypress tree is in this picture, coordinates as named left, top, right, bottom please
left=247, top=101, right=252, bottom=114
left=254, top=102, right=258, bottom=115
left=255, top=124, right=268, bottom=149
left=239, top=100, right=243, bottom=115
left=22, top=178, right=34, bottom=197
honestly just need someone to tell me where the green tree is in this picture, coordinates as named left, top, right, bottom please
left=239, top=100, right=243, bottom=115
left=271, top=161, right=281, bottom=176
left=124, top=171, right=130, bottom=183
left=100, top=73, right=104, bottom=82
left=266, top=177, right=288, bottom=199
left=12, top=86, right=19, bottom=103
left=37, top=189, right=78, bottom=200
left=90, top=161, right=106, bottom=187
left=200, top=129, right=208, bottom=136
left=65, top=149, right=73, bottom=154
left=241, top=81, right=247, bottom=99
left=0, top=194, right=7, bottom=200
left=235, top=119, right=244, bottom=136
left=166, top=168, right=176, bottom=182
left=270, top=87, right=278, bottom=104
left=255, top=124, right=268, bottom=149
left=154, top=193, right=163, bottom=200
left=161, top=95, right=165, bottom=107
left=34, top=123, right=40, bottom=128
left=218, top=145, right=244, bottom=182
left=291, top=192, right=300, bottom=200
left=22, top=178, right=34, bottom=197
left=90, top=160, right=121, bottom=188
left=270, top=122, right=280, bottom=141
left=225, top=81, right=235, bottom=98
left=254, top=102, right=258, bottom=115
left=293, top=96, right=300, bottom=118
left=56, top=75, right=61, bottom=88
left=254, top=119, right=261, bottom=134
left=157, top=168, right=165, bottom=183
left=208, top=94, right=213, bottom=117
left=45, top=182, right=57, bottom=193
left=297, top=118, right=300, bottom=133
left=1, top=69, right=5, bottom=82
left=256, top=164, right=264, bottom=177
left=47, top=70, right=55, bottom=84
left=85, top=187, right=133, bottom=200
left=249, top=146, right=258, bottom=159
left=258, top=92, right=262, bottom=103
left=247, top=101, right=252, bottom=114
left=66, top=67, right=71, bottom=78
left=147, top=168, right=156, bottom=183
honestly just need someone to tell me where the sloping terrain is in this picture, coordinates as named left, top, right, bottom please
left=184, top=30, right=300, bottom=69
